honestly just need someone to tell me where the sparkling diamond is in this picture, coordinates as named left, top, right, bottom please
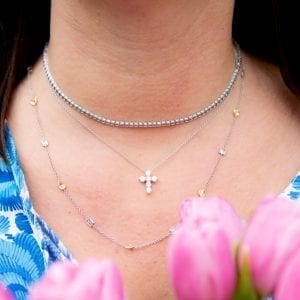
left=219, top=148, right=226, bottom=156
left=86, top=218, right=95, bottom=227
left=58, top=183, right=66, bottom=191
left=198, top=189, right=206, bottom=197
left=151, top=176, right=158, bottom=182
left=41, top=139, right=49, bottom=148
left=139, top=176, right=146, bottom=183
left=233, top=109, right=240, bottom=118
left=125, top=244, right=135, bottom=250
left=139, top=170, right=158, bottom=194
left=30, top=97, right=38, bottom=106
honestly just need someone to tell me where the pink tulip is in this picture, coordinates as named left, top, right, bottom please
left=0, top=285, right=13, bottom=300
left=168, top=197, right=244, bottom=300
left=29, top=259, right=125, bottom=300
left=275, top=251, right=300, bottom=300
left=240, top=195, right=300, bottom=296
left=179, top=197, right=244, bottom=245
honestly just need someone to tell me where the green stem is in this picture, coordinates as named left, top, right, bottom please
left=232, top=246, right=260, bottom=300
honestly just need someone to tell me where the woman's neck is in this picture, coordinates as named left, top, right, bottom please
left=48, top=0, right=235, bottom=120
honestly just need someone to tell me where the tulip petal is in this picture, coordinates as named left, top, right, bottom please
left=168, top=222, right=236, bottom=300
left=74, top=259, right=125, bottom=300
left=275, top=252, right=300, bottom=300
left=241, top=196, right=300, bottom=295
left=180, top=197, right=244, bottom=245
left=0, top=284, right=14, bottom=300
left=29, top=259, right=125, bottom=300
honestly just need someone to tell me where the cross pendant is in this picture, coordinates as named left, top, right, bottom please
left=139, top=170, right=158, bottom=194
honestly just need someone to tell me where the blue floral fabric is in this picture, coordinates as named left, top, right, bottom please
left=0, top=125, right=72, bottom=299
left=282, top=171, right=300, bottom=201
left=0, top=124, right=299, bottom=299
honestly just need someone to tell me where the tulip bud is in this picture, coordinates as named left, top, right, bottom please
left=275, top=252, right=300, bottom=300
left=179, top=197, right=244, bottom=245
left=29, top=259, right=125, bottom=300
left=168, top=197, right=243, bottom=300
left=240, top=196, right=300, bottom=296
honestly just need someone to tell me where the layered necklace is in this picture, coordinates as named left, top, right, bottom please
left=42, top=44, right=242, bottom=195
left=28, top=47, right=244, bottom=250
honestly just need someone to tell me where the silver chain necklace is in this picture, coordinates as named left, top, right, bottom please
left=27, top=66, right=244, bottom=251
left=53, top=87, right=230, bottom=195
left=42, top=44, right=242, bottom=128
left=43, top=44, right=242, bottom=195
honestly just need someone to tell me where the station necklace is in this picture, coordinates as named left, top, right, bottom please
left=28, top=64, right=244, bottom=251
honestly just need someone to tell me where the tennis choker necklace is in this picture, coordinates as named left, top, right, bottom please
left=42, top=43, right=242, bottom=128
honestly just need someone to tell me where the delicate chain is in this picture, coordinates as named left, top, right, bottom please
left=28, top=65, right=244, bottom=251
left=55, top=89, right=229, bottom=175
left=49, top=53, right=243, bottom=194
left=198, top=69, right=244, bottom=196
left=42, top=44, right=242, bottom=128
left=30, top=95, right=175, bottom=250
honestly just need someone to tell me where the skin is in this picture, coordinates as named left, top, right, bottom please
left=6, top=0, right=300, bottom=299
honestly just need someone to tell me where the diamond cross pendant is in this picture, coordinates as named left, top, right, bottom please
left=139, top=170, right=158, bottom=194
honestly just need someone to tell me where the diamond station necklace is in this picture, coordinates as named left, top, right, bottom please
left=42, top=44, right=242, bottom=128
left=28, top=61, right=244, bottom=251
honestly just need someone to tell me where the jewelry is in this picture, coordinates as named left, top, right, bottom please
left=42, top=44, right=242, bottom=128
left=197, top=69, right=244, bottom=196
left=27, top=66, right=244, bottom=250
left=54, top=89, right=230, bottom=195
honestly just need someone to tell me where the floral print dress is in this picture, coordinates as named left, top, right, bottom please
left=0, top=124, right=299, bottom=299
